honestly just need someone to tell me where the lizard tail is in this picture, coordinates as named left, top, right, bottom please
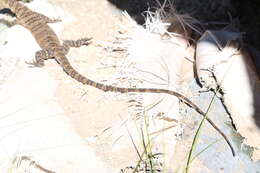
left=58, top=56, right=201, bottom=111
left=58, top=56, right=235, bottom=156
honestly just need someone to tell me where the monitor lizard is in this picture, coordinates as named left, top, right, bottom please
left=0, top=0, right=235, bottom=156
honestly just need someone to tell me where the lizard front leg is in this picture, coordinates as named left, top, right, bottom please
left=62, top=38, right=92, bottom=55
left=26, top=49, right=54, bottom=67
left=36, top=12, right=61, bottom=24
left=22, top=11, right=61, bottom=24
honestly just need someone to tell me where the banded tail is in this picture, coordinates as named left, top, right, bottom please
left=57, top=54, right=235, bottom=156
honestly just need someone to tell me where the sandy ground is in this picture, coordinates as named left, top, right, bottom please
left=0, top=0, right=139, bottom=172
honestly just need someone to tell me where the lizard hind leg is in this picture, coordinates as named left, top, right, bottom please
left=62, top=37, right=92, bottom=55
left=26, top=49, right=54, bottom=67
